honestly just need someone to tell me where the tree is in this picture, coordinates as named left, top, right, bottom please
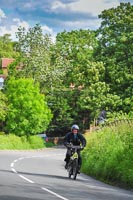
left=15, top=24, right=69, bottom=93
left=55, top=30, right=121, bottom=129
left=94, top=3, right=133, bottom=113
left=5, top=78, right=52, bottom=137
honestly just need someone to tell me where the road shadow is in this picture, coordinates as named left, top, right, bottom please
left=0, top=169, right=69, bottom=181
left=0, top=169, right=87, bottom=183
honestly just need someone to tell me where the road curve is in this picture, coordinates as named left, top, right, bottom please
left=0, top=147, right=132, bottom=200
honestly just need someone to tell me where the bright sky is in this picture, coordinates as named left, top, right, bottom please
left=0, top=0, right=132, bottom=41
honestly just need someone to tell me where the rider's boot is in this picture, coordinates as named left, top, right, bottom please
left=65, top=162, right=68, bottom=169
left=64, top=156, right=70, bottom=169
left=77, top=165, right=81, bottom=174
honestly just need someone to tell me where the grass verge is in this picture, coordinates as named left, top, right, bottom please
left=81, top=122, right=133, bottom=189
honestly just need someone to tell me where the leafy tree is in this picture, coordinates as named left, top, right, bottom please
left=15, top=24, right=69, bottom=93
left=95, top=3, right=133, bottom=113
left=5, top=78, right=52, bottom=137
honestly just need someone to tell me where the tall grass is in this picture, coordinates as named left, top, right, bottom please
left=82, top=122, right=133, bottom=189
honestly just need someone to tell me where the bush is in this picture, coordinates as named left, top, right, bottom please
left=28, top=135, right=45, bottom=149
left=0, top=134, right=29, bottom=149
left=0, top=134, right=45, bottom=149
left=45, top=141, right=55, bottom=148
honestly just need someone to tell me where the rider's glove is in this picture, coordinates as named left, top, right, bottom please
left=80, top=146, right=84, bottom=150
left=66, top=143, right=72, bottom=148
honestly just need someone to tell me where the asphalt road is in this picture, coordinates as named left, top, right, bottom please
left=0, top=146, right=132, bottom=200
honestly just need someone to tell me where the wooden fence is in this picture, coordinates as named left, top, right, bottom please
left=89, top=118, right=133, bottom=133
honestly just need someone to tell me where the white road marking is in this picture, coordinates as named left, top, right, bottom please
left=11, top=168, right=17, bottom=173
left=19, top=175, right=34, bottom=183
left=41, top=187, right=69, bottom=200
left=10, top=163, right=14, bottom=167
left=18, top=157, right=24, bottom=160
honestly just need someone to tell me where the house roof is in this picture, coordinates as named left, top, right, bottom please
left=2, top=58, right=15, bottom=68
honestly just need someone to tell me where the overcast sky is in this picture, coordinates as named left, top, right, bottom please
left=0, top=0, right=132, bottom=41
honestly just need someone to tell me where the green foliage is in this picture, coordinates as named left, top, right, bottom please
left=1, top=3, right=132, bottom=134
left=126, top=96, right=133, bottom=117
left=5, top=78, right=52, bottom=136
left=28, top=135, right=44, bottom=149
left=56, top=29, right=97, bottom=85
left=82, top=121, right=133, bottom=188
left=0, top=90, right=7, bottom=121
left=95, top=3, right=133, bottom=112
left=46, top=90, right=73, bottom=135
left=0, top=69, right=3, bottom=74
left=0, top=134, right=45, bottom=149
left=0, top=34, right=19, bottom=58
left=105, top=110, right=132, bottom=124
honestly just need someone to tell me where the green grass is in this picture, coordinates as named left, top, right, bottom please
left=0, top=134, right=46, bottom=150
left=81, top=122, right=133, bottom=189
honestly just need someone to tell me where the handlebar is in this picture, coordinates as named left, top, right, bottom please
left=66, top=144, right=83, bottom=150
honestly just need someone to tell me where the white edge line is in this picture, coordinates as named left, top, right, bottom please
left=41, top=187, right=69, bottom=200
left=18, top=157, right=24, bottom=160
left=11, top=168, right=17, bottom=173
left=10, top=163, right=14, bottom=167
left=19, top=175, right=34, bottom=183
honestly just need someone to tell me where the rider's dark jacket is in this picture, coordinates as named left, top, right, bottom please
left=64, top=132, right=86, bottom=147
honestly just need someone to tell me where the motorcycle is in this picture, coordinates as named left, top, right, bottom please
left=67, top=145, right=82, bottom=180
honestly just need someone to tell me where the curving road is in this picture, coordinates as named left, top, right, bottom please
left=0, top=147, right=132, bottom=200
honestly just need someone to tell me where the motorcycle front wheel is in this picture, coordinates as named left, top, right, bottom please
left=72, top=159, right=78, bottom=180
left=68, top=161, right=73, bottom=178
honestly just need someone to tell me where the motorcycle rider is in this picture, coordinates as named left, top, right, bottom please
left=64, top=124, right=86, bottom=173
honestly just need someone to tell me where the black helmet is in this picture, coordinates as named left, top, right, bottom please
left=71, top=124, right=79, bottom=130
